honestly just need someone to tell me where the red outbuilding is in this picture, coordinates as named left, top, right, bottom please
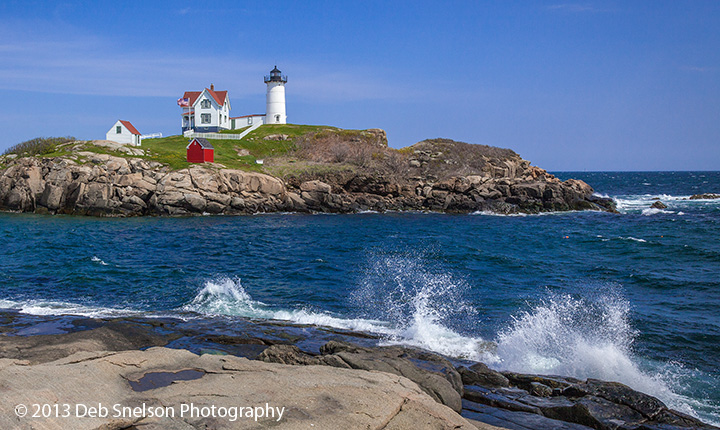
left=186, top=138, right=214, bottom=163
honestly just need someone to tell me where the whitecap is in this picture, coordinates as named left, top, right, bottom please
left=641, top=208, right=674, bottom=216
left=619, top=236, right=647, bottom=243
left=0, top=298, right=139, bottom=317
left=91, top=256, right=109, bottom=266
left=181, top=278, right=394, bottom=335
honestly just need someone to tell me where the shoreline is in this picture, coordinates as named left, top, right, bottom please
left=0, top=312, right=715, bottom=430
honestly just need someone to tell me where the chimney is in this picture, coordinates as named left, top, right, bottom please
left=210, top=83, right=214, bottom=91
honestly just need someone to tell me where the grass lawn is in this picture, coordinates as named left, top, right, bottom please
left=0, top=124, right=377, bottom=173
left=142, top=124, right=340, bottom=171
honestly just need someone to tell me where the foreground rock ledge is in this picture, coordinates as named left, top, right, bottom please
left=0, top=347, right=495, bottom=430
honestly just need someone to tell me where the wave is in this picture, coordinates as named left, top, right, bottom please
left=613, top=193, right=719, bottom=214
left=619, top=236, right=648, bottom=243
left=641, top=208, right=675, bottom=216
left=471, top=210, right=579, bottom=217
left=91, top=256, right=109, bottom=266
left=180, top=267, right=716, bottom=424
left=351, top=256, right=491, bottom=360
left=492, top=292, right=712, bottom=423
left=0, top=298, right=139, bottom=318
left=181, top=278, right=395, bottom=335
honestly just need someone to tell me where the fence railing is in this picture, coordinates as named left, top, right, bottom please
left=183, top=123, right=263, bottom=140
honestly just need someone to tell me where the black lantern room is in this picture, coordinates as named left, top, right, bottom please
left=264, top=66, right=288, bottom=83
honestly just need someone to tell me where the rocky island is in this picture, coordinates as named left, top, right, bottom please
left=0, top=125, right=615, bottom=216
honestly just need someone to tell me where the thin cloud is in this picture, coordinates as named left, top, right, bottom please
left=546, top=4, right=602, bottom=13
left=0, top=25, right=448, bottom=104
left=681, top=66, right=717, bottom=73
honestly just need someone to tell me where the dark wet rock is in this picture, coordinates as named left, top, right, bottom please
left=689, top=193, right=720, bottom=200
left=651, top=201, right=668, bottom=209
left=463, top=398, right=595, bottom=430
left=503, top=372, right=582, bottom=391
left=563, top=379, right=668, bottom=420
left=459, top=362, right=510, bottom=388
left=569, top=395, right=647, bottom=429
left=464, top=385, right=542, bottom=415
left=0, top=322, right=174, bottom=364
left=530, top=381, right=554, bottom=397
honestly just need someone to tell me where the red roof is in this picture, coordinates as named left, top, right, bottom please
left=183, top=91, right=202, bottom=106
left=209, top=90, right=227, bottom=106
left=182, top=88, right=228, bottom=107
left=119, top=120, right=140, bottom=135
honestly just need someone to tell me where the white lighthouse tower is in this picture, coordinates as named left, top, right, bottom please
left=264, top=66, right=287, bottom=124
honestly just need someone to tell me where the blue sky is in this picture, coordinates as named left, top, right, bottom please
left=1, top=1, right=718, bottom=171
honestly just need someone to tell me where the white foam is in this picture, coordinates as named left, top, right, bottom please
left=493, top=293, right=704, bottom=420
left=471, top=210, right=578, bottom=217
left=619, top=236, right=647, bottom=243
left=0, top=298, right=139, bottom=317
left=613, top=193, right=719, bottom=214
left=181, top=278, right=394, bottom=335
left=641, top=208, right=674, bottom=216
left=91, top=256, right=109, bottom=266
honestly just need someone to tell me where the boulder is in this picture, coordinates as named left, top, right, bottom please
left=260, top=341, right=464, bottom=413
left=650, top=201, right=668, bottom=209
left=459, top=363, right=510, bottom=388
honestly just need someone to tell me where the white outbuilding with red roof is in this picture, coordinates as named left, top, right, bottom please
left=106, top=120, right=142, bottom=146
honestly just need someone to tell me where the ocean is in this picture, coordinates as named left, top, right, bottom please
left=0, top=171, right=718, bottom=425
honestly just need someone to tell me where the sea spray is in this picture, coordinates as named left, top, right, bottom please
left=351, top=255, right=491, bottom=360
left=493, top=291, right=702, bottom=419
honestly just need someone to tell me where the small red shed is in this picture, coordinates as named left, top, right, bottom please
left=186, top=138, right=214, bottom=163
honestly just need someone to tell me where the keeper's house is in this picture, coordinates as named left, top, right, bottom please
left=106, top=120, right=141, bottom=146
left=186, top=138, right=214, bottom=163
left=178, top=84, right=231, bottom=133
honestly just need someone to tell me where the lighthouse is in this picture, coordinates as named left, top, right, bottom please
left=264, top=66, right=287, bottom=124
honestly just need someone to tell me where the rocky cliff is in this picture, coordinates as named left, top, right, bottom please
left=0, top=135, right=615, bottom=216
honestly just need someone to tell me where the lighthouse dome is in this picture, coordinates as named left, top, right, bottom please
left=264, top=66, right=287, bottom=83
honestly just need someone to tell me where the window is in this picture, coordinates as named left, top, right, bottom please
left=248, top=117, right=253, bottom=125
left=116, top=125, right=122, bottom=134
left=275, top=114, right=280, bottom=122
left=201, top=114, right=211, bottom=124
left=201, top=99, right=211, bottom=109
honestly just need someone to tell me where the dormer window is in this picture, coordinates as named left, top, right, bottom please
left=201, top=99, right=211, bottom=109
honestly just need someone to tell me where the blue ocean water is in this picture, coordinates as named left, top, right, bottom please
left=0, top=171, right=719, bottom=424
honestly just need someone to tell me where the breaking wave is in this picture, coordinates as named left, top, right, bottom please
left=614, top=193, right=718, bottom=214
left=181, top=278, right=394, bottom=335
left=492, top=292, right=710, bottom=422
left=0, top=298, right=139, bottom=318
left=350, top=256, right=491, bottom=360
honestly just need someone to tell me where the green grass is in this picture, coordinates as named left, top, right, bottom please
left=1, top=124, right=381, bottom=173
left=140, top=124, right=341, bottom=171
